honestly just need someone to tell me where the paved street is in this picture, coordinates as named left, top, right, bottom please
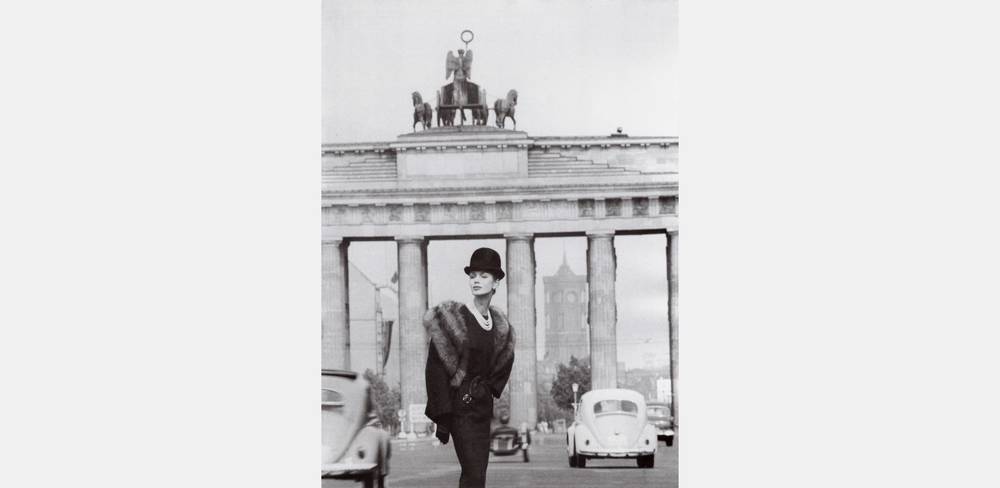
left=323, top=433, right=677, bottom=488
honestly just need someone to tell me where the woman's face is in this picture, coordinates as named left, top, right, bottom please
left=467, top=270, right=498, bottom=297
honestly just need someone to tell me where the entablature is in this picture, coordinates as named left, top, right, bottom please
left=322, top=194, right=678, bottom=240
left=322, top=179, right=676, bottom=206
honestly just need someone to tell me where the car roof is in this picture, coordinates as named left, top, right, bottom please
left=580, top=388, right=646, bottom=405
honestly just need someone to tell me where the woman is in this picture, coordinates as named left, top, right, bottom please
left=424, top=247, right=515, bottom=488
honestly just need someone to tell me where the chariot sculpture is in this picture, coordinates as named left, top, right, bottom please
left=409, top=30, right=519, bottom=131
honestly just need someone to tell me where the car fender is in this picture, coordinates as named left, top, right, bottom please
left=566, top=424, right=576, bottom=455
left=641, top=423, right=659, bottom=453
left=376, top=428, right=391, bottom=477
left=342, top=426, right=382, bottom=468
left=573, top=423, right=596, bottom=450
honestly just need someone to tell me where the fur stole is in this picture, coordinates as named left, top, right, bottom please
left=424, top=300, right=515, bottom=388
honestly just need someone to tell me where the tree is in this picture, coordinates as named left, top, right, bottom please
left=363, top=369, right=401, bottom=434
left=550, top=356, right=591, bottom=411
left=536, top=387, right=572, bottom=423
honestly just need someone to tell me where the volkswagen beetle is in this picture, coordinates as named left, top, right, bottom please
left=321, top=370, right=391, bottom=488
left=645, top=401, right=675, bottom=446
left=566, top=388, right=657, bottom=468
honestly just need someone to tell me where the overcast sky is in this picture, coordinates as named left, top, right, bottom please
left=326, top=0, right=677, bottom=370
left=323, top=0, right=678, bottom=142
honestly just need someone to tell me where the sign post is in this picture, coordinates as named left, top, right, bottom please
left=408, top=403, right=429, bottom=439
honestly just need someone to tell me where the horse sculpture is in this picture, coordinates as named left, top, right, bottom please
left=494, top=89, right=518, bottom=130
left=436, top=91, right=455, bottom=127
left=472, top=88, right=489, bottom=126
left=412, top=92, right=433, bottom=131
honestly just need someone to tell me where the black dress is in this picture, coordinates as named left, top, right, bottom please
left=431, top=306, right=496, bottom=488
left=425, top=300, right=514, bottom=488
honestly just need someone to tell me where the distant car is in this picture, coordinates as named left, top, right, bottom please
left=489, top=420, right=531, bottom=462
left=321, top=370, right=391, bottom=488
left=645, top=401, right=675, bottom=446
left=566, top=388, right=658, bottom=468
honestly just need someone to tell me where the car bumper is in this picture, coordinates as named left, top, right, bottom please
left=578, top=447, right=656, bottom=458
left=657, top=427, right=675, bottom=438
left=491, top=447, right=523, bottom=456
left=321, top=462, right=377, bottom=479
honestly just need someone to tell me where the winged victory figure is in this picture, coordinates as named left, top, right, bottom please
left=445, top=49, right=473, bottom=81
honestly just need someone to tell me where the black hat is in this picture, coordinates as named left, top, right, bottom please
left=463, top=247, right=505, bottom=280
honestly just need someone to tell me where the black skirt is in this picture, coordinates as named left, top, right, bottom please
left=448, top=376, right=494, bottom=488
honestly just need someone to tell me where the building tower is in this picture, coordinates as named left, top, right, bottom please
left=539, top=251, right=589, bottom=390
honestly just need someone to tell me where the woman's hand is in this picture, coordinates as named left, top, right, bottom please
left=435, top=421, right=451, bottom=444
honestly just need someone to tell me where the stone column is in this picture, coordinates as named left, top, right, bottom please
left=322, top=239, right=350, bottom=371
left=396, top=236, right=429, bottom=431
left=667, top=230, right=679, bottom=429
left=505, top=233, right=537, bottom=430
left=587, top=231, right=618, bottom=389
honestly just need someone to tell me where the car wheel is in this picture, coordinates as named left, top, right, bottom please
left=362, top=472, right=375, bottom=488
left=637, top=454, right=654, bottom=469
left=523, top=448, right=529, bottom=462
left=666, top=436, right=674, bottom=447
left=377, top=475, right=386, bottom=488
left=568, top=455, right=576, bottom=468
left=577, top=455, right=586, bottom=468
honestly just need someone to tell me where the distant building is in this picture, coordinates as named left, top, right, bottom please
left=538, top=253, right=589, bottom=391
left=620, top=366, right=671, bottom=401
left=347, top=262, right=401, bottom=388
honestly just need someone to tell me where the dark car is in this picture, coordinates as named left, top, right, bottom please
left=645, top=401, right=675, bottom=446
left=489, top=416, right=530, bottom=462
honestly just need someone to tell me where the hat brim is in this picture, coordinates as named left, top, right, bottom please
left=463, top=266, right=505, bottom=280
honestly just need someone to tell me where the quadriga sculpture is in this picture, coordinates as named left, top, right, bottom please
left=412, top=92, right=433, bottom=131
left=494, top=89, right=518, bottom=130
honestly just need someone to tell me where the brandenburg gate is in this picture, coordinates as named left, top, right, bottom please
left=322, top=32, right=678, bottom=432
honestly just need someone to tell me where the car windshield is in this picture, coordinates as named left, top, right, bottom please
left=593, top=399, right=638, bottom=415
left=647, top=406, right=669, bottom=417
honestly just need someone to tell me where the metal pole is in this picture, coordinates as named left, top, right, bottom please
left=572, top=382, right=579, bottom=418
left=374, top=285, right=384, bottom=376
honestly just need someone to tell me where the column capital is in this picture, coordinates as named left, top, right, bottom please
left=322, top=238, right=345, bottom=246
left=668, top=228, right=679, bottom=236
left=586, top=230, right=616, bottom=238
left=503, top=232, right=534, bottom=241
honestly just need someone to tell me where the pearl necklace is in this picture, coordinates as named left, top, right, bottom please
left=466, top=302, right=493, bottom=331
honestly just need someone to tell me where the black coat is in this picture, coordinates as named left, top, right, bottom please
left=423, top=301, right=515, bottom=425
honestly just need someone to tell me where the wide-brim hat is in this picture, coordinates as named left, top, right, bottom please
left=463, top=247, right=505, bottom=280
